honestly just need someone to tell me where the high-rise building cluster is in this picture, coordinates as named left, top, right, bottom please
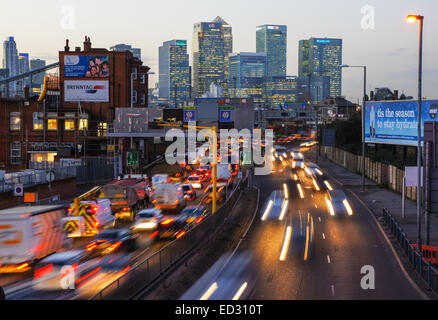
left=157, top=17, right=343, bottom=109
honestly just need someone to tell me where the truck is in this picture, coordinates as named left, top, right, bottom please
left=0, top=205, right=65, bottom=273
left=100, top=178, right=149, bottom=222
left=62, top=186, right=114, bottom=238
left=152, top=183, right=186, bottom=212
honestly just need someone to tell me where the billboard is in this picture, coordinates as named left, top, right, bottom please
left=64, top=80, right=109, bottom=102
left=64, top=55, right=109, bottom=78
left=365, top=100, right=438, bottom=146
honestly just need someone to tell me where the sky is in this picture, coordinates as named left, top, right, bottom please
left=1, top=0, right=437, bottom=102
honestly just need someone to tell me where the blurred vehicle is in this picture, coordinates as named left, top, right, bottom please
left=86, top=229, right=137, bottom=256
left=325, top=189, right=354, bottom=217
left=131, top=208, right=163, bottom=232
left=32, top=250, right=94, bottom=291
left=180, top=205, right=210, bottom=225
left=301, top=141, right=318, bottom=148
left=156, top=215, right=190, bottom=240
left=181, top=184, right=197, bottom=201
left=63, top=187, right=113, bottom=238
left=152, top=183, right=186, bottom=211
left=0, top=205, right=65, bottom=273
left=169, top=171, right=185, bottom=183
left=151, top=174, right=170, bottom=189
left=100, top=177, right=149, bottom=222
left=290, top=152, right=305, bottom=170
left=203, top=183, right=227, bottom=204
left=304, top=162, right=324, bottom=178
left=217, top=163, right=232, bottom=186
left=187, top=175, right=203, bottom=189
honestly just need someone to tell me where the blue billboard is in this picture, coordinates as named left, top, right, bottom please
left=365, top=100, right=438, bottom=146
left=64, top=55, right=109, bottom=78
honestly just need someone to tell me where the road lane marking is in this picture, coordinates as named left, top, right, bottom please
left=279, top=200, right=288, bottom=221
left=232, top=282, right=248, bottom=300
left=322, top=233, right=325, bottom=240
left=327, top=255, right=331, bottom=264
left=200, top=282, right=218, bottom=300
left=261, top=200, right=274, bottom=221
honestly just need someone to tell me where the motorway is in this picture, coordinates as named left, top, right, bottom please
left=182, top=146, right=425, bottom=300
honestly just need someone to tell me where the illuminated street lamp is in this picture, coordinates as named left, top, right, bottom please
left=406, top=14, right=424, bottom=255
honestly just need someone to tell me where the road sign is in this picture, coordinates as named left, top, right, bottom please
left=46, top=171, right=55, bottom=183
left=127, top=151, right=139, bottom=167
left=322, top=128, right=336, bottom=147
left=242, top=151, right=252, bottom=166
left=183, top=109, right=196, bottom=122
left=24, top=192, right=38, bottom=203
left=219, top=110, right=232, bottom=122
left=14, top=184, right=23, bottom=196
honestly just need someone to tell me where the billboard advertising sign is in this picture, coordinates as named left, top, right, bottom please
left=64, top=55, right=109, bottom=78
left=64, top=80, right=109, bottom=102
left=365, top=100, right=438, bottom=146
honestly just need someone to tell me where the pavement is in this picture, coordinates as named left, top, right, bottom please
left=311, top=151, right=438, bottom=247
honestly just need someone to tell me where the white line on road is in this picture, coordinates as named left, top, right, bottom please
left=327, top=255, right=331, bottom=264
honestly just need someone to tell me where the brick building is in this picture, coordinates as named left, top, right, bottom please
left=0, top=37, right=150, bottom=172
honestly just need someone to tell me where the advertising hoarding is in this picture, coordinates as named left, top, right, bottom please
left=64, top=80, right=109, bottom=102
left=64, top=55, right=109, bottom=78
left=365, top=100, right=438, bottom=146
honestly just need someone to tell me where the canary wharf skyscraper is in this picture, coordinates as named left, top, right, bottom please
left=299, top=37, right=342, bottom=97
left=159, top=40, right=190, bottom=107
left=192, top=18, right=231, bottom=97
left=256, top=25, right=287, bottom=77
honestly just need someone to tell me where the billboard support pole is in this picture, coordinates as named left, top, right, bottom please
left=362, top=66, right=367, bottom=193
left=402, top=175, right=406, bottom=219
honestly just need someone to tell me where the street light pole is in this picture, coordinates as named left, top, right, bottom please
left=407, top=14, right=424, bottom=255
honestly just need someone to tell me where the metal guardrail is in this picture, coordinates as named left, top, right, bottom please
left=89, top=175, right=248, bottom=300
left=382, top=208, right=438, bottom=293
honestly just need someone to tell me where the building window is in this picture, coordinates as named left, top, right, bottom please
left=132, top=90, right=138, bottom=104
left=64, top=113, right=75, bottom=131
left=141, top=92, right=146, bottom=105
left=140, top=73, right=146, bottom=84
left=33, top=112, right=43, bottom=130
left=47, top=113, right=58, bottom=130
left=10, top=112, right=21, bottom=131
left=131, top=68, right=138, bottom=80
left=79, top=114, right=89, bottom=130
left=98, top=122, right=107, bottom=137
left=11, top=142, right=21, bottom=164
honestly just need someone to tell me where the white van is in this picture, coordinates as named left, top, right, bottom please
left=152, top=183, right=186, bottom=211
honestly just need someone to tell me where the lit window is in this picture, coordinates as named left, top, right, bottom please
left=79, top=114, right=89, bottom=130
left=33, top=112, right=43, bottom=130
left=10, top=112, right=21, bottom=131
left=10, top=142, right=21, bottom=164
left=98, top=122, right=107, bottom=137
left=64, top=113, right=75, bottom=130
left=47, top=113, right=58, bottom=130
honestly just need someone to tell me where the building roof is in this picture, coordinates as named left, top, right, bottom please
left=213, top=16, right=229, bottom=25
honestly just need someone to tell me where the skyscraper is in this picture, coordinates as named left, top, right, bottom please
left=2, top=36, right=18, bottom=97
left=228, top=52, right=267, bottom=105
left=256, top=25, right=287, bottom=77
left=298, top=37, right=342, bottom=97
left=213, top=16, right=233, bottom=95
left=263, top=76, right=297, bottom=108
left=30, top=59, right=46, bottom=96
left=110, top=43, right=141, bottom=60
left=192, top=18, right=229, bottom=97
left=18, top=53, right=30, bottom=94
left=158, top=40, right=190, bottom=107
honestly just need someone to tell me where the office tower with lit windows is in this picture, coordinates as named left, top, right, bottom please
left=158, top=39, right=190, bottom=107
left=18, top=53, right=30, bottom=94
left=213, top=16, right=233, bottom=95
left=30, top=59, right=46, bottom=96
left=256, top=25, right=287, bottom=77
left=263, top=76, right=297, bottom=108
left=2, top=36, right=18, bottom=97
left=298, top=37, right=342, bottom=97
left=228, top=52, right=267, bottom=106
left=192, top=19, right=229, bottom=97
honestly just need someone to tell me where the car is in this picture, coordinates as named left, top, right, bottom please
left=181, top=184, right=197, bottom=201
left=86, top=229, right=137, bottom=256
left=199, top=165, right=212, bottom=173
left=156, top=215, right=190, bottom=240
left=203, top=183, right=227, bottom=204
left=290, top=152, right=305, bottom=170
left=187, top=175, right=203, bottom=189
left=32, top=250, right=94, bottom=291
left=169, top=171, right=185, bottom=183
left=324, top=189, right=354, bottom=217
left=180, top=205, right=210, bottom=225
left=131, top=208, right=163, bottom=232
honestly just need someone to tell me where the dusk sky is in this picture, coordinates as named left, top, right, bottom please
left=1, top=0, right=437, bottom=102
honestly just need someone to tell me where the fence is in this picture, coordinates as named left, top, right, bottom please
left=322, top=146, right=418, bottom=201
left=382, top=208, right=438, bottom=293
left=89, top=175, right=248, bottom=300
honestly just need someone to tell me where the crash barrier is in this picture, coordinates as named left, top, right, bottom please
left=382, top=208, right=438, bottom=293
left=89, top=175, right=248, bottom=300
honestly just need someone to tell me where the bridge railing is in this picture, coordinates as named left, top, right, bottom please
left=382, top=207, right=438, bottom=294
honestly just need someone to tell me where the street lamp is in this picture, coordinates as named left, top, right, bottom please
left=407, top=14, right=424, bottom=255
left=341, top=64, right=367, bottom=192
